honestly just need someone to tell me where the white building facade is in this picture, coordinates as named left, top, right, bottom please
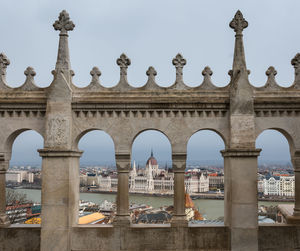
left=263, top=176, right=294, bottom=197
left=81, top=152, right=210, bottom=194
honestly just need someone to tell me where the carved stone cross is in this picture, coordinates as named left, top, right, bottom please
left=202, top=66, right=213, bottom=77
left=117, top=54, right=131, bottom=78
left=265, top=66, right=277, bottom=79
left=90, top=67, right=101, bottom=82
left=172, top=53, right=186, bottom=83
left=146, top=66, right=157, bottom=81
left=229, top=10, right=248, bottom=35
left=24, top=67, right=36, bottom=80
left=53, top=10, right=75, bottom=35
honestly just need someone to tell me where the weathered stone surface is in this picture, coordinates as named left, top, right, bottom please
left=0, top=9, right=299, bottom=251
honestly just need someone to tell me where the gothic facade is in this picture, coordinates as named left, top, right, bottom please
left=1, top=9, right=300, bottom=251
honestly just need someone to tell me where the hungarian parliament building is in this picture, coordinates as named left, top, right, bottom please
left=80, top=151, right=210, bottom=194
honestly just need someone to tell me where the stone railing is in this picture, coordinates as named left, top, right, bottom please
left=0, top=9, right=300, bottom=251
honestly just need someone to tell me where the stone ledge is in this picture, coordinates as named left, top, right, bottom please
left=38, top=149, right=83, bottom=157
left=221, top=148, right=261, bottom=157
left=278, top=204, right=300, bottom=224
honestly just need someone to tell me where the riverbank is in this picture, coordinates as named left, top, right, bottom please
left=9, top=186, right=295, bottom=202
left=10, top=188, right=294, bottom=220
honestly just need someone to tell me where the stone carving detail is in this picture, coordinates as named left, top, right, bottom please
left=229, top=10, right=248, bottom=35
left=266, top=66, right=277, bottom=78
left=291, top=53, right=300, bottom=86
left=73, top=109, right=228, bottom=119
left=198, top=66, right=218, bottom=90
left=202, top=66, right=213, bottom=77
left=117, top=53, right=131, bottom=77
left=19, top=67, right=40, bottom=91
left=46, top=117, right=68, bottom=147
left=0, top=53, right=10, bottom=76
left=259, top=66, right=281, bottom=90
left=90, top=67, right=101, bottom=82
left=24, top=66, right=36, bottom=79
left=115, top=153, right=131, bottom=171
left=114, top=53, right=132, bottom=90
left=172, top=154, right=187, bottom=172
left=53, top=10, right=75, bottom=35
left=146, top=66, right=157, bottom=79
left=140, top=66, right=160, bottom=90
left=172, top=53, right=186, bottom=83
left=85, top=66, right=105, bottom=91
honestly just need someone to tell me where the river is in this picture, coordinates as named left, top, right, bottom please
left=12, top=188, right=293, bottom=220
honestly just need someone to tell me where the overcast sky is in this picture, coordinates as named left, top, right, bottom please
left=2, top=1, right=297, bottom=166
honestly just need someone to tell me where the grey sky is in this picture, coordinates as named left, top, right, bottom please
left=3, top=1, right=297, bottom=165
left=9, top=129, right=291, bottom=166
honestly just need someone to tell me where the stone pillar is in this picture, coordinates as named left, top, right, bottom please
left=171, top=153, right=187, bottom=227
left=114, top=153, right=131, bottom=226
left=221, top=149, right=260, bottom=251
left=292, top=152, right=300, bottom=216
left=223, top=154, right=231, bottom=227
left=0, top=154, right=10, bottom=227
left=39, top=149, right=82, bottom=251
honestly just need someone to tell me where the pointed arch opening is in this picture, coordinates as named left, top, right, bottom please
left=6, top=130, right=43, bottom=225
left=256, top=129, right=294, bottom=224
left=186, top=129, right=225, bottom=224
left=77, top=130, right=117, bottom=225
left=130, top=130, right=173, bottom=224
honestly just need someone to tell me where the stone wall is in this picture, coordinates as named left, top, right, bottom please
left=1, top=9, right=300, bottom=251
left=1, top=225, right=300, bottom=251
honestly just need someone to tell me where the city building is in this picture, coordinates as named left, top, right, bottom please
left=263, top=176, right=295, bottom=197
left=6, top=171, right=34, bottom=183
left=80, top=151, right=210, bottom=194
left=1, top=9, right=300, bottom=251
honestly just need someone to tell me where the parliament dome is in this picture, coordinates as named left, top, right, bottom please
left=146, top=150, right=158, bottom=166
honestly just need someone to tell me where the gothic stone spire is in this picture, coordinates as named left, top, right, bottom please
left=53, top=10, right=75, bottom=74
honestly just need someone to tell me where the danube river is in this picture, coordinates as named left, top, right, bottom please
left=14, top=188, right=293, bottom=220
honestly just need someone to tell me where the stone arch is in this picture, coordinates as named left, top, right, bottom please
left=74, top=128, right=116, bottom=152
left=130, top=128, right=172, bottom=153
left=255, top=127, right=295, bottom=156
left=4, top=128, right=45, bottom=158
left=187, top=128, right=227, bottom=150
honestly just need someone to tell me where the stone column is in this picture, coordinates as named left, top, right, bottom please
left=171, top=153, right=187, bottom=227
left=38, top=149, right=82, bottom=251
left=292, top=152, right=300, bottom=216
left=114, top=153, right=131, bottom=226
left=0, top=154, right=10, bottom=227
left=221, top=148, right=261, bottom=251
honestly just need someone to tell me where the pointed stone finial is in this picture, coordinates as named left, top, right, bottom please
left=229, top=10, right=249, bottom=80
left=198, top=66, right=217, bottom=90
left=53, top=10, right=74, bottom=80
left=229, top=10, right=248, bottom=35
left=24, top=67, right=36, bottom=80
left=172, top=53, right=186, bottom=83
left=53, top=10, right=75, bottom=35
left=202, top=66, right=213, bottom=77
left=291, top=53, right=300, bottom=86
left=90, top=67, right=101, bottom=82
left=146, top=66, right=157, bottom=80
left=266, top=66, right=277, bottom=79
left=19, top=66, right=39, bottom=91
left=117, top=53, right=131, bottom=82
left=0, top=53, right=10, bottom=76
left=261, top=66, right=280, bottom=90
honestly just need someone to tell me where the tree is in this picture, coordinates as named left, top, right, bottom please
left=6, top=189, right=32, bottom=224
